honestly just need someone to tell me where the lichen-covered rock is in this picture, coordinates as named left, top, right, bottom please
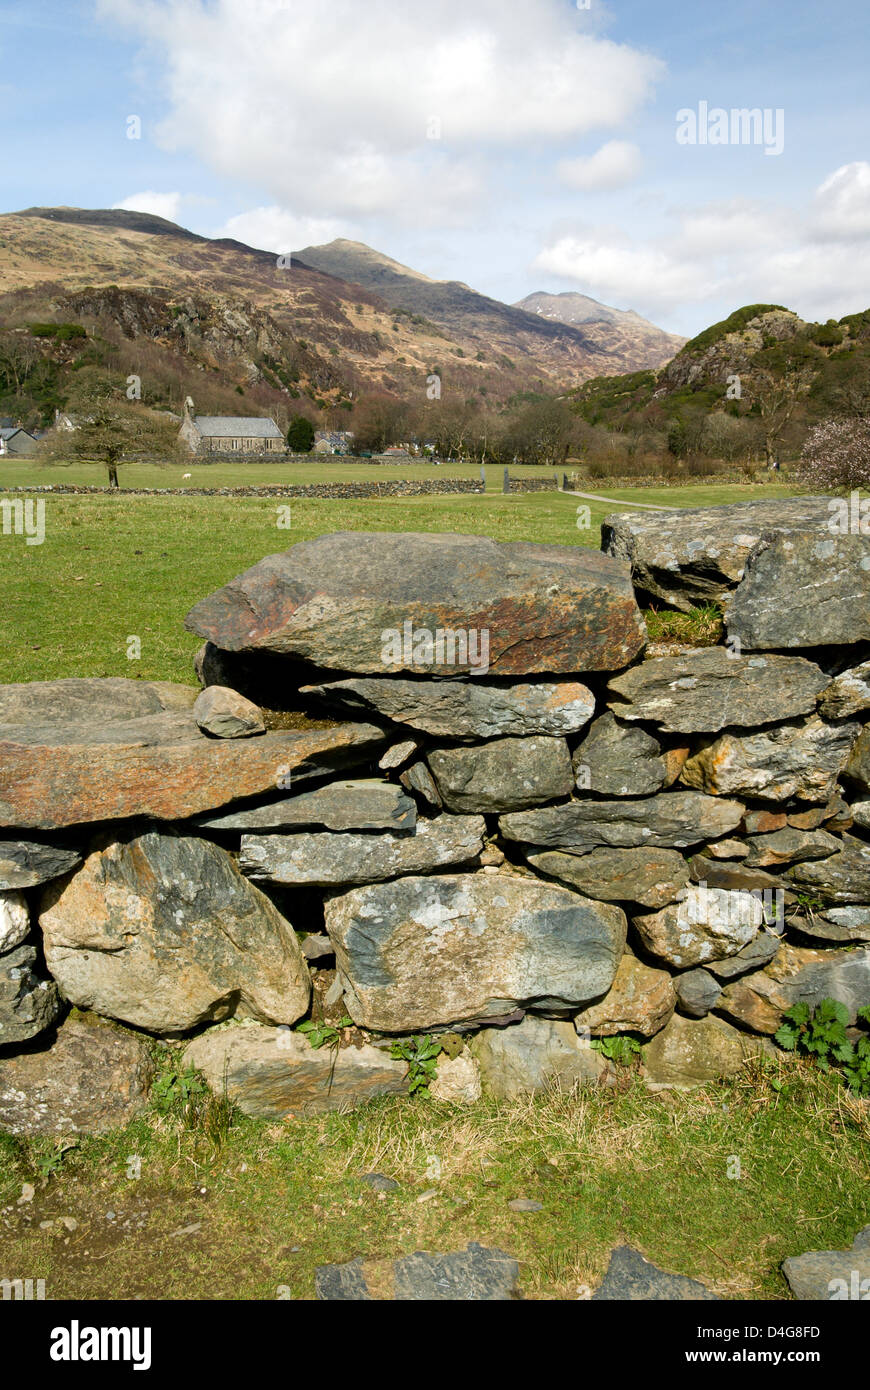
left=429, top=1051, right=482, bottom=1104
left=633, top=883, right=764, bottom=968
left=680, top=716, right=859, bottom=802
left=727, top=530, right=870, bottom=650
left=428, top=737, right=574, bottom=813
left=40, top=830, right=310, bottom=1034
left=470, top=1014, right=608, bottom=1098
left=601, top=497, right=835, bottom=612
left=192, top=684, right=265, bottom=738
left=501, top=791, right=744, bottom=852
left=607, top=649, right=826, bottom=734
left=789, top=905, right=870, bottom=944
left=192, top=778, right=416, bottom=833
left=642, top=1012, right=772, bottom=1089
left=185, top=532, right=647, bottom=675
left=239, top=815, right=486, bottom=887
left=716, top=943, right=870, bottom=1032
left=844, top=725, right=870, bottom=795
left=315, top=1243, right=521, bottom=1301
left=571, top=713, right=669, bottom=796
left=742, top=827, right=841, bottom=868
left=324, top=873, right=627, bottom=1032
left=526, top=846, right=689, bottom=909
left=0, top=1016, right=153, bottom=1135
left=300, top=677, right=595, bottom=740
left=183, top=1026, right=408, bottom=1117
left=573, top=951, right=676, bottom=1037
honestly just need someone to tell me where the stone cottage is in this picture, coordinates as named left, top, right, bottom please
left=179, top=397, right=284, bottom=455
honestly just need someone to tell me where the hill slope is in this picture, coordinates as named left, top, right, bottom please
left=515, top=290, right=685, bottom=370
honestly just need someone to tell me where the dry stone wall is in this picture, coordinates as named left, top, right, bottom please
left=1, top=505, right=870, bottom=1131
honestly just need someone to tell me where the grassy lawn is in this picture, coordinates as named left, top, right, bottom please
left=1, top=1048, right=866, bottom=1301
left=1, top=459, right=558, bottom=489
left=2, top=483, right=805, bottom=685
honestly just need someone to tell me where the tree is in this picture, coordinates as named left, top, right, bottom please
left=750, top=366, right=814, bottom=465
left=350, top=393, right=406, bottom=453
left=797, top=417, right=870, bottom=491
left=40, top=372, right=181, bottom=487
left=286, top=414, right=315, bottom=452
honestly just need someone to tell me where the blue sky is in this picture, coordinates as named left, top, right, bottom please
left=3, top=0, right=870, bottom=335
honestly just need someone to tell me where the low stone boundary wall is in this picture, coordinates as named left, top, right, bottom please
left=4, top=478, right=485, bottom=499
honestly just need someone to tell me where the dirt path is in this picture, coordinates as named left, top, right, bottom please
left=565, top=490, right=681, bottom=512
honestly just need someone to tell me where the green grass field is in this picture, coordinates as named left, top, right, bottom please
left=2, top=481, right=804, bottom=685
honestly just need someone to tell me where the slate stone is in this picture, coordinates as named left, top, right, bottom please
left=526, top=846, right=689, bottom=909
left=0, top=838, right=82, bottom=890
left=680, top=716, right=859, bottom=803
left=500, top=791, right=744, bottom=852
left=818, top=660, right=870, bottom=719
left=301, top=676, right=595, bottom=740
left=183, top=1027, right=408, bottom=1118
left=0, top=1016, right=153, bottom=1135
left=572, top=713, right=668, bottom=796
left=742, top=828, right=841, bottom=868
left=0, top=942, right=61, bottom=1046
left=716, top=943, right=870, bottom=1032
left=706, top=932, right=781, bottom=980
left=844, top=725, right=870, bottom=795
left=789, top=905, right=870, bottom=944
left=592, top=1246, right=719, bottom=1300
left=379, top=740, right=418, bottom=771
left=787, top=835, right=870, bottom=903
left=192, top=684, right=265, bottom=738
left=607, top=649, right=826, bottom=734
left=727, top=530, right=870, bottom=650
left=601, top=496, right=836, bottom=612
left=428, top=737, right=573, bottom=813
left=0, top=890, right=29, bottom=953
left=675, top=968, right=722, bottom=1018
left=40, top=830, right=311, bottom=1034
left=471, top=1014, right=609, bottom=1097
left=0, top=675, right=386, bottom=829
left=782, top=1226, right=870, bottom=1300
left=192, top=779, right=416, bottom=833
left=315, top=1243, right=520, bottom=1301
left=185, top=531, right=647, bottom=676
left=239, top=815, right=486, bottom=887
left=324, top=873, right=627, bottom=1032
left=399, top=761, right=442, bottom=808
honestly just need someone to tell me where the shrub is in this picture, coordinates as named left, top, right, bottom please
left=796, top=416, right=870, bottom=490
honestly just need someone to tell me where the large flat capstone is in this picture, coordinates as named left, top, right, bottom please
left=727, top=531, right=870, bottom=650
left=184, top=532, right=647, bottom=675
left=324, top=872, right=627, bottom=1032
left=0, top=678, right=384, bottom=829
left=601, top=497, right=835, bottom=612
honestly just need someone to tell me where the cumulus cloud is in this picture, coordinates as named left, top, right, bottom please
left=534, top=164, right=870, bottom=320
left=217, top=207, right=349, bottom=253
left=557, top=141, right=642, bottom=191
left=97, top=0, right=663, bottom=221
left=112, top=190, right=183, bottom=222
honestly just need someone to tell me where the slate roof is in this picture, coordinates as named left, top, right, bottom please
left=194, top=416, right=283, bottom=439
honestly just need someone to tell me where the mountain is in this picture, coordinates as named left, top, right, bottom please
left=294, top=238, right=681, bottom=376
left=514, top=290, right=685, bottom=370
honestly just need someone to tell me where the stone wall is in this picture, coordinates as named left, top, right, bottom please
left=1, top=502, right=869, bottom=1132
left=6, top=479, right=484, bottom=500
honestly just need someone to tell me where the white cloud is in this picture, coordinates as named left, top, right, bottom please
left=811, top=161, right=870, bottom=241
left=217, top=207, right=349, bottom=253
left=534, top=164, right=870, bottom=320
left=112, top=190, right=183, bottom=222
left=557, top=141, right=642, bottom=191
left=97, top=0, right=663, bottom=221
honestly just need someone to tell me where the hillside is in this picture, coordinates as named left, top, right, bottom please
left=0, top=209, right=680, bottom=433
left=293, top=238, right=677, bottom=376
left=514, top=290, right=685, bottom=372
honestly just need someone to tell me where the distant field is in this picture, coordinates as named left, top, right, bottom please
left=1, top=459, right=559, bottom=489
left=2, top=482, right=806, bottom=685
